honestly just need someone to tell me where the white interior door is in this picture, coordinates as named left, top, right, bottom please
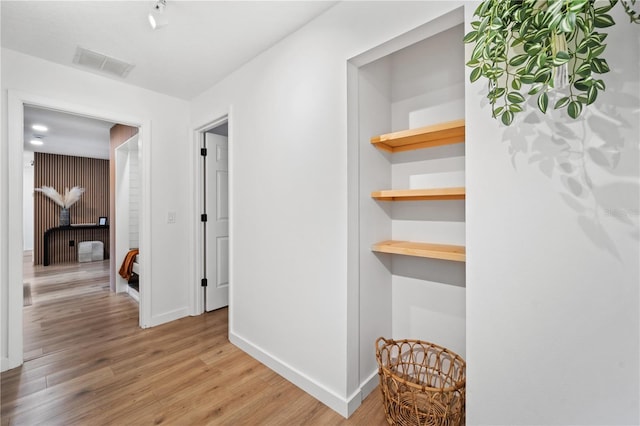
left=204, top=132, right=229, bottom=311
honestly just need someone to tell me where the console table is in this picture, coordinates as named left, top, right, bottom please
left=43, top=225, right=109, bottom=266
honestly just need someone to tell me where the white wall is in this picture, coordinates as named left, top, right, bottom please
left=23, top=151, right=34, bottom=252
left=390, top=25, right=465, bottom=132
left=357, top=55, right=392, bottom=391
left=114, top=135, right=140, bottom=294
left=129, top=142, right=140, bottom=249
left=190, top=1, right=464, bottom=416
left=1, top=47, right=191, bottom=369
left=115, top=142, right=131, bottom=294
left=465, top=3, right=639, bottom=425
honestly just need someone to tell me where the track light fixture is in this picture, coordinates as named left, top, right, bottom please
left=148, top=0, right=168, bottom=30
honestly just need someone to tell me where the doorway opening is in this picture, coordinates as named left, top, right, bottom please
left=21, top=105, right=142, bottom=361
left=114, top=133, right=142, bottom=302
left=197, top=118, right=229, bottom=313
left=5, top=90, right=151, bottom=370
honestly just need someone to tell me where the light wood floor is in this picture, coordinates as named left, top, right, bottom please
left=1, top=255, right=387, bottom=425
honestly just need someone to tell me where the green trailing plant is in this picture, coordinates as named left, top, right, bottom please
left=465, top=0, right=639, bottom=125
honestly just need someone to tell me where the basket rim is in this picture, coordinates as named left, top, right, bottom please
left=378, top=364, right=466, bottom=393
left=376, top=337, right=466, bottom=393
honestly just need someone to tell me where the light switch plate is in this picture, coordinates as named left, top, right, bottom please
left=167, top=211, right=176, bottom=224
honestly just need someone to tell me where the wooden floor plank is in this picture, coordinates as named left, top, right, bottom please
left=1, top=254, right=387, bottom=425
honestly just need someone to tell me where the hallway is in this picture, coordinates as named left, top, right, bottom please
left=1, top=254, right=385, bottom=425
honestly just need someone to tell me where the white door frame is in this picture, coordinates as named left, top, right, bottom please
left=4, top=90, right=152, bottom=370
left=190, top=113, right=230, bottom=316
left=114, top=135, right=140, bottom=296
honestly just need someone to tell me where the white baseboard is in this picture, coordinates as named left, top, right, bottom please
left=230, top=330, right=365, bottom=418
left=126, top=286, right=140, bottom=303
left=148, top=307, right=190, bottom=328
left=1, top=356, right=21, bottom=373
left=360, top=369, right=380, bottom=400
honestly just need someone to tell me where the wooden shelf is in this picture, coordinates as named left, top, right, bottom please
left=371, top=187, right=465, bottom=201
left=371, top=119, right=465, bottom=153
left=372, top=240, right=465, bottom=262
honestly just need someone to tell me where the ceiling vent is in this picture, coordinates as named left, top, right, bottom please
left=72, top=46, right=135, bottom=78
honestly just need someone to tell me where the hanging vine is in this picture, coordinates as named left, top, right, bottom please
left=464, top=0, right=639, bottom=125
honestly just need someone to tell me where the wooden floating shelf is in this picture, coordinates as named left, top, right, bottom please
left=371, top=187, right=465, bottom=201
left=372, top=240, right=466, bottom=262
left=371, top=119, right=465, bottom=153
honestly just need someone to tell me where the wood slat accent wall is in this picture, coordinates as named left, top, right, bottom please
left=34, top=153, right=110, bottom=265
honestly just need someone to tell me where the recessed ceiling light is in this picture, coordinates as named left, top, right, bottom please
left=32, top=124, right=48, bottom=132
left=30, top=139, right=44, bottom=146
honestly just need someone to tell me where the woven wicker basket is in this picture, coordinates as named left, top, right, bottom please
left=375, top=338, right=466, bottom=426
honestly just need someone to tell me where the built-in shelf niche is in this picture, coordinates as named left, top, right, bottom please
left=354, top=17, right=467, bottom=377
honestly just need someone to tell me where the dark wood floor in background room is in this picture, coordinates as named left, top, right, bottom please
left=1, top=253, right=386, bottom=426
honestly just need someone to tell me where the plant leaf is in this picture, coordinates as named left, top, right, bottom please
left=509, top=104, right=524, bottom=113
left=595, top=2, right=615, bottom=13
left=520, top=74, right=536, bottom=84
left=554, top=97, right=570, bottom=109
left=548, top=14, right=563, bottom=30
left=489, top=17, right=503, bottom=31
left=587, top=85, right=598, bottom=104
left=512, top=79, right=522, bottom=90
left=478, top=16, right=491, bottom=34
left=507, top=91, right=526, bottom=103
left=546, top=0, right=563, bottom=17
left=574, top=79, right=591, bottom=91
left=589, top=44, right=606, bottom=58
left=470, top=67, right=483, bottom=83
left=536, top=53, right=548, bottom=68
left=591, top=58, right=610, bottom=74
left=534, top=68, right=552, bottom=83
left=501, top=110, right=514, bottom=125
left=575, top=62, right=592, bottom=77
left=567, top=101, right=583, bottom=119
left=509, top=54, right=529, bottom=67
left=552, top=51, right=571, bottom=66
left=576, top=14, right=587, bottom=32
left=466, top=58, right=480, bottom=67
left=463, top=31, right=478, bottom=43
left=524, top=56, right=537, bottom=73
left=525, top=43, right=542, bottom=56
left=594, top=14, right=616, bottom=28
left=576, top=42, right=589, bottom=55
left=471, top=40, right=485, bottom=60
left=474, top=1, right=490, bottom=17
left=528, top=84, right=543, bottom=95
left=559, top=13, right=576, bottom=32
left=569, top=0, right=589, bottom=12
left=537, top=92, right=549, bottom=113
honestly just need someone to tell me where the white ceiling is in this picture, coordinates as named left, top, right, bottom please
left=4, top=1, right=337, bottom=158
left=23, top=106, right=115, bottom=159
left=2, top=1, right=338, bottom=100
